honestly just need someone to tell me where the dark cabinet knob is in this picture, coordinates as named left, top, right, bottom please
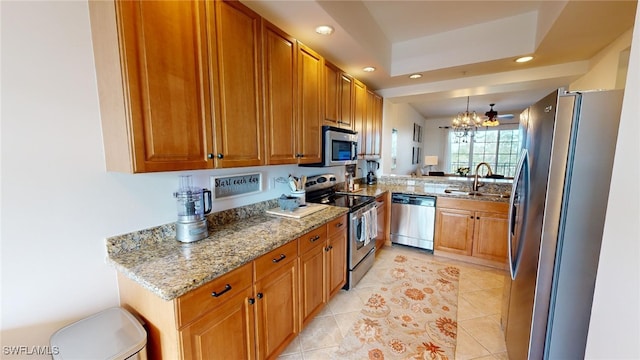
left=257, top=292, right=263, bottom=299
left=207, top=153, right=214, bottom=159
left=248, top=298, right=255, bottom=305
left=217, top=153, right=224, bottom=159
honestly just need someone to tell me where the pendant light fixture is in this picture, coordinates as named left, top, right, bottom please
left=482, top=103, right=500, bottom=127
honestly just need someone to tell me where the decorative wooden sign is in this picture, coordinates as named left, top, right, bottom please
left=210, top=173, right=262, bottom=199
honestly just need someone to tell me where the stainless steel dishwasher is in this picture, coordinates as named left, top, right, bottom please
left=390, top=193, right=436, bottom=250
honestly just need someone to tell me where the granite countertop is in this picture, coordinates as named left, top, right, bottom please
left=107, top=177, right=509, bottom=302
left=107, top=203, right=348, bottom=301
left=350, top=180, right=511, bottom=203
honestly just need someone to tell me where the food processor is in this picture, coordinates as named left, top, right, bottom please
left=173, top=175, right=212, bottom=242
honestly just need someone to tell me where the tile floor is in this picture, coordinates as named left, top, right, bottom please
left=278, top=244, right=509, bottom=360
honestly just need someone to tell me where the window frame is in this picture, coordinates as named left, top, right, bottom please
left=446, top=123, right=521, bottom=177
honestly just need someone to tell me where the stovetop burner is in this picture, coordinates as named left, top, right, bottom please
left=310, top=193, right=375, bottom=212
left=304, top=174, right=375, bottom=212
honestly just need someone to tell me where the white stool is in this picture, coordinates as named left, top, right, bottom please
left=50, top=307, right=147, bottom=360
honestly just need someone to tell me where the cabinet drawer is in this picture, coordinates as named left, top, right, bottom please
left=254, top=239, right=298, bottom=281
left=299, top=226, right=327, bottom=254
left=326, top=215, right=347, bottom=238
left=176, top=262, right=253, bottom=328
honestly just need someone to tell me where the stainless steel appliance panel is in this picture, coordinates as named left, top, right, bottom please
left=348, top=202, right=377, bottom=268
left=389, top=193, right=436, bottom=250
left=504, top=89, right=624, bottom=359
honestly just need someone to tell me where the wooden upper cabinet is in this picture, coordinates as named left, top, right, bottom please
left=353, top=78, right=367, bottom=157
left=372, top=92, right=383, bottom=156
left=324, top=61, right=340, bottom=126
left=263, top=21, right=298, bottom=165
left=339, top=73, right=354, bottom=130
left=207, top=0, right=264, bottom=168
left=296, top=42, right=323, bottom=164
left=324, top=61, right=354, bottom=130
left=90, top=1, right=212, bottom=172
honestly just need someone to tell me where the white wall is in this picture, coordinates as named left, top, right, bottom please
left=380, top=101, right=426, bottom=175
left=570, top=28, right=633, bottom=91
left=585, top=5, right=640, bottom=358
left=0, top=2, right=341, bottom=356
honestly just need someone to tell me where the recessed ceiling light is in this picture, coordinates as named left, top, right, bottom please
left=315, top=25, right=334, bottom=35
left=515, top=56, right=534, bottom=63
left=363, top=66, right=376, bottom=72
left=409, top=73, right=422, bottom=79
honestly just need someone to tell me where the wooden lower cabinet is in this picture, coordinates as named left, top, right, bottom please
left=254, top=256, right=298, bottom=359
left=299, top=215, right=348, bottom=327
left=435, top=207, right=474, bottom=256
left=435, top=197, right=508, bottom=268
left=117, top=216, right=348, bottom=360
left=327, top=223, right=347, bottom=298
left=374, top=192, right=389, bottom=253
left=180, top=286, right=256, bottom=360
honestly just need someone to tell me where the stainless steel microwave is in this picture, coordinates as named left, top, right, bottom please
left=301, top=126, right=358, bottom=167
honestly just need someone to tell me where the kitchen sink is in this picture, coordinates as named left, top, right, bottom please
left=444, top=188, right=510, bottom=198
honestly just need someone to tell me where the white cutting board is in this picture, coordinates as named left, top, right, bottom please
left=266, top=203, right=329, bottom=219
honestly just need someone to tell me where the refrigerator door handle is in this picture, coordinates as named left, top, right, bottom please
left=508, top=149, right=529, bottom=280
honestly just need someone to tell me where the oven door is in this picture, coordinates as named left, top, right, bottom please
left=349, top=204, right=376, bottom=269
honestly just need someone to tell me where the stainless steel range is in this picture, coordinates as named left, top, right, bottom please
left=305, top=174, right=377, bottom=290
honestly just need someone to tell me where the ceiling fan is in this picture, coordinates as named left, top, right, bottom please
left=482, top=103, right=513, bottom=127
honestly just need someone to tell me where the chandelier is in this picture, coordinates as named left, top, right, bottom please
left=452, top=96, right=482, bottom=142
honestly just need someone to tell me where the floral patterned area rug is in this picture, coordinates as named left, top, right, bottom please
left=334, top=254, right=460, bottom=360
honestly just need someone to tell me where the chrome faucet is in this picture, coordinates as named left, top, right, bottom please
left=473, top=162, right=493, bottom=192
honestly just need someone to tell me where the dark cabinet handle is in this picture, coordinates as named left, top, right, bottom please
left=272, top=254, right=286, bottom=263
left=309, top=235, right=320, bottom=242
left=207, top=153, right=214, bottom=159
left=470, top=216, right=474, bottom=219
left=325, top=245, right=333, bottom=252
left=217, top=153, right=224, bottom=159
left=336, top=222, right=344, bottom=228
left=211, top=284, right=232, bottom=297
left=257, top=292, right=263, bottom=299
left=476, top=216, right=480, bottom=220
left=248, top=298, right=255, bottom=305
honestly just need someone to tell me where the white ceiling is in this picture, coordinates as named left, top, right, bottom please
left=242, top=0, right=637, bottom=120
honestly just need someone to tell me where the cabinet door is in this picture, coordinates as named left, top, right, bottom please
left=327, top=231, right=347, bottom=299
left=324, top=61, right=340, bottom=126
left=364, top=89, right=376, bottom=155
left=376, top=200, right=386, bottom=251
left=435, top=207, right=474, bottom=255
left=208, top=0, right=264, bottom=167
left=263, top=21, right=297, bottom=165
left=473, top=211, right=509, bottom=262
left=115, top=1, right=212, bottom=172
left=339, top=73, right=354, bottom=130
left=296, top=42, right=323, bottom=164
left=353, top=79, right=366, bottom=157
left=299, top=244, right=326, bottom=327
left=180, top=286, right=255, bottom=360
left=254, top=261, right=299, bottom=360
left=372, top=93, right=383, bottom=156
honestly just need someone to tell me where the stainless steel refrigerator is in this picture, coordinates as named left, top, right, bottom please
left=503, top=88, right=624, bottom=359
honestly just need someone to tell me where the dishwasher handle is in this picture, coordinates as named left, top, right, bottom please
left=391, top=193, right=436, bottom=206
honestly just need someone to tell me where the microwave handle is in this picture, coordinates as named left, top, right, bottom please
left=351, top=141, right=358, bottom=160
